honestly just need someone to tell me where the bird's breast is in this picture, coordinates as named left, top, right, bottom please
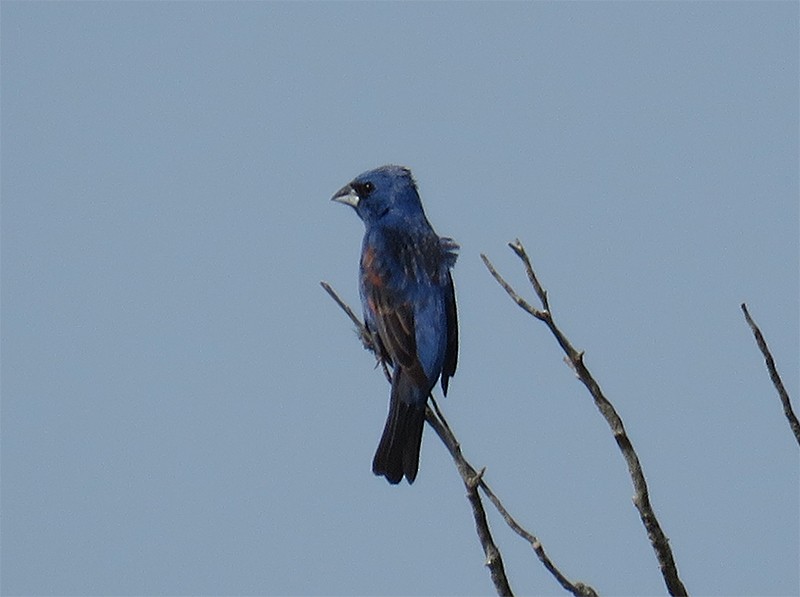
left=360, top=245, right=385, bottom=288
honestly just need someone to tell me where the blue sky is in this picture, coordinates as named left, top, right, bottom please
left=2, top=2, right=798, bottom=596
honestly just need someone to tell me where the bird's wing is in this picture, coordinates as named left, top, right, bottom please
left=361, top=244, right=430, bottom=390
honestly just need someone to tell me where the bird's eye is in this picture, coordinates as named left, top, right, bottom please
left=353, top=181, right=375, bottom=198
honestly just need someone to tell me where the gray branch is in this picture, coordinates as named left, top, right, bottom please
left=424, top=408, right=514, bottom=596
left=482, top=240, right=688, bottom=597
left=741, top=303, right=799, bottom=446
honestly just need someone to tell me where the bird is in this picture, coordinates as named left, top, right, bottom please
left=332, top=165, right=458, bottom=484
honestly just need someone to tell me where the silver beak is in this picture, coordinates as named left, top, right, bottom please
left=331, top=184, right=360, bottom=208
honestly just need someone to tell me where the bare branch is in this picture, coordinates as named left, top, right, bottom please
left=322, top=280, right=595, bottom=596
left=424, top=411, right=514, bottom=596
left=509, top=238, right=550, bottom=313
left=320, top=281, right=391, bottom=382
left=477, top=479, right=598, bottom=597
left=321, top=281, right=368, bottom=339
left=426, top=403, right=595, bottom=597
left=481, top=255, right=546, bottom=321
left=482, top=244, right=688, bottom=597
left=741, top=303, right=800, bottom=446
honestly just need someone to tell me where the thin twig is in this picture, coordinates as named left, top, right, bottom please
left=322, top=280, right=595, bottom=596
left=480, top=256, right=545, bottom=321
left=478, top=479, right=598, bottom=597
left=481, top=243, right=688, bottom=597
left=321, top=281, right=391, bottom=382
left=509, top=238, right=550, bottom=313
left=321, top=281, right=367, bottom=337
left=741, top=303, right=800, bottom=446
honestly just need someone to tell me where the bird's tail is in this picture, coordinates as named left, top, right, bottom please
left=372, top=369, right=427, bottom=484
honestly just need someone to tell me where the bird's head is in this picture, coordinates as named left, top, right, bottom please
left=331, top=165, right=424, bottom=226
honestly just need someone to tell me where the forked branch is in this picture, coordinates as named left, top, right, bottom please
left=482, top=240, right=687, bottom=597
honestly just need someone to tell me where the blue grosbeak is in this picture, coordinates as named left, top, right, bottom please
left=332, top=165, right=458, bottom=484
